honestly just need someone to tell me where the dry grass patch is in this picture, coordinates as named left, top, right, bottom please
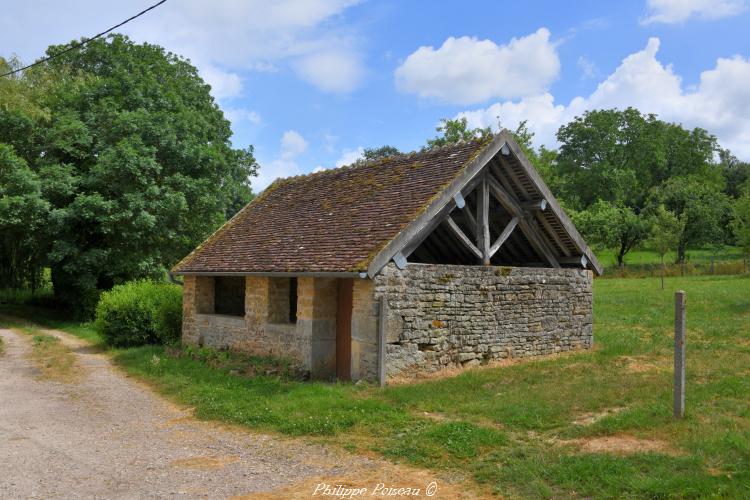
left=561, top=434, right=682, bottom=456
left=619, top=355, right=670, bottom=374
left=387, top=349, right=589, bottom=386
left=572, top=406, right=626, bottom=426
left=17, top=329, right=81, bottom=383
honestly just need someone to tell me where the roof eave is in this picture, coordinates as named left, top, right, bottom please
left=174, top=270, right=365, bottom=278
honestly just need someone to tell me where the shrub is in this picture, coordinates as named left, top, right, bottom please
left=153, top=286, right=183, bottom=344
left=95, top=280, right=182, bottom=347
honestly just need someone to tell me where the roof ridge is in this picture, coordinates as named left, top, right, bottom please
left=270, top=137, right=489, bottom=187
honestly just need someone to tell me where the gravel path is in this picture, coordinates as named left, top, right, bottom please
left=0, top=327, right=389, bottom=499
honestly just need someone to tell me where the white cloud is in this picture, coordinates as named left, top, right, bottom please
left=0, top=1, right=364, bottom=98
left=224, top=108, right=262, bottom=126
left=577, top=56, right=598, bottom=79
left=458, top=38, right=750, bottom=158
left=128, top=0, right=364, bottom=95
left=335, top=147, right=364, bottom=167
left=200, top=64, right=243, bottom=100
left=255, top=130, right=309, bottom=190
left=394, top=28, right=560, bottom=105
left=293, top=50, right=363, bottom=93
left=280, top=130, right=309, bottom=158
left=641, top=0, right=747, bottom=24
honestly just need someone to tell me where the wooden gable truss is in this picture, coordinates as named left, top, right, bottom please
left=367, top=132, right=602, bottom=277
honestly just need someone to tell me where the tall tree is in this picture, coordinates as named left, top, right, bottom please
left=0, top=35, right=258, bottom=315
left=731, top=189, right=750, bottom=257
left=651, top=178, right=730, bottom=263
left=648, top=205, right=684, bottom=289
left=570, top=200, right=651, bottom=266
left=0, top=144, right=49, bottom=289
left=555, top=108, right=719, bottom=210
left=718, top=149, right=750, bottom=199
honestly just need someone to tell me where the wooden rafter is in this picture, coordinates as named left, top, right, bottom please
left=485, top=174, right=560, bottom=268
left=536, top=212, right=572, bottom=257
left=489, top=217, right=518, bottom=257
left=499, top=137, right=603, bottom=275
left=444, top=216, right=482, bottom=260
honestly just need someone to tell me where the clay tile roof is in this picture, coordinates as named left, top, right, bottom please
left=173, top=138, right=493, bottom=274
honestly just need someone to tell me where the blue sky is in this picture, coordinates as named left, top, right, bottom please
left=2, top=0, right=750, bottom=190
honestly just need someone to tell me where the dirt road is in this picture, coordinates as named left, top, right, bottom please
left=0, top=326, right=461, bottom=499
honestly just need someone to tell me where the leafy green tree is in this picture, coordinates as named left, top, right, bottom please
left=570, top=200, right=651, bottom=267
left=0, top=144, right=49, bottom=289
left=0, top=35, right=257, bottom=315
left=718, top=149, right=750, bottom=199
left=556, top=108, right=719, bottom=210
left=426, top=117, right=492, bottom=148
left=362, top=145, right=400, bottom=161
left=731, top=194, right=750, bottom=257
left=648, top=205, right=684, bottom=289
left=651, top=178, right=730, bottom=263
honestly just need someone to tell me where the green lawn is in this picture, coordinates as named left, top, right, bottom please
left=596, top=245, right=745, bottom=267
left=1, top=274, right=749, bottom=498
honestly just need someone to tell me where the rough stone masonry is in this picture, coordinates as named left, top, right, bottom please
left=373, top=263, right=593, bottom=378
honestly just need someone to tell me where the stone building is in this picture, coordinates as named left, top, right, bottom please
left=172, top=132, right=602, bottom=383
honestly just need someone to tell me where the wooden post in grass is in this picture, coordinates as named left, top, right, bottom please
left=674, top=290, right=686, bottom=419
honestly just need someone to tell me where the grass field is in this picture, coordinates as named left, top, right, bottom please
left=596, top=245, right=745, bottom=267
left=1, top=274, right=748, bottom=497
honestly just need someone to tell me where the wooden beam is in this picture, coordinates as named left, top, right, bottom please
left=521, top=219, right=559, bottom=267
left=486, top=174, right=521, bottom=215
left=392, top=252, right=407, bottom=270
left=536, top=213, right=572, bottom=257
left=489, top=217, right=518, bottom=257
left=501, top=161, right=531, bottom=201
left=559, top=255, right=588, bottom=267
left=453, top=192, right=466, bottom=209
left=476, top=176, right=491, bottom=265
left=498, top=132, right=603, bottom=275
left=444, top=216, right=483, bottom=260
left=367, top=136, right=507, bottom=277
left=523, top=199, right=547, bottom=211
left=485, top=175, right=559, bottom=268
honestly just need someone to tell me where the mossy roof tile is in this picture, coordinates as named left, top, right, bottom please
left=173, top=138, right=491, bottom=274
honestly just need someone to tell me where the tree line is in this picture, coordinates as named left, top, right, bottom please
left=1, top=35, right=749, bottom=316
left=0, top=35, right=256, bottom=315
left=374, top=114, right=750, bottom=269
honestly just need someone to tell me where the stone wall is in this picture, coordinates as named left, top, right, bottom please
left=181, top=275, right=338, bottom=379
left=373, top=263, right=593, bottom=378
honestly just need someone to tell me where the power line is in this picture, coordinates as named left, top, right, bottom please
left=0, top=0, right=168, bottom=78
